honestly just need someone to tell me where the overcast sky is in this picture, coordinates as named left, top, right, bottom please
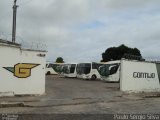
left=0, top=0, right=160, bottom=62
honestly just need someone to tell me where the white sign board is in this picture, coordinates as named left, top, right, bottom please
left=120, top=60, right=160, bottom=92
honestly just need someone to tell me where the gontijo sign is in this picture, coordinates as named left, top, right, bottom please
left=3, top=63, right=40, bottom=78
left=133, top=72, right=155, bottom=78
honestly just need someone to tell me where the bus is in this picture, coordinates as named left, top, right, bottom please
left=45, top=62, right=64, bottom=75
left=98, top=60, right=120, bottom=82
left=76, top=62, right=103, bottom=80
left=63, top=63, right=77, bottom=78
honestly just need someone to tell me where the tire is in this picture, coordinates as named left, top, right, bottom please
left=46, top=71, right=51, bottom=75
left=91, top=75, right=97, bottom=80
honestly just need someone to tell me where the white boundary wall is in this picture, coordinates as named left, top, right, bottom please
left=120, top=59, right=160, bottom=92
left=0, top=42, right=47, bottom=96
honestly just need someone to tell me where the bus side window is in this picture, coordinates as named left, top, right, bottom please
left=92, top=63, right=97, bottom=69
left=110, top=65, right=119, bottom=75
left=70, top=64, right=76, bottom=73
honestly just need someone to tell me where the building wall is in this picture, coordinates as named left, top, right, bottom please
left=156, top=63, right=160, bottom=81
left=0, top=43, right=46, bottom=96
left=120, top=60, right=160, bottom=92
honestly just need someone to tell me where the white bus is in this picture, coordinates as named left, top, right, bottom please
left=76, top=62, right=103, bottom=80
left=45, top=62, right=64, bottom=75
left=99, top=60, right=120, bottom=82
left=63, top=63, right=77, bottom=78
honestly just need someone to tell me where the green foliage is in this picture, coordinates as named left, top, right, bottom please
left=55, top=57, right=64, bottom=63
left=101, top=44, right=142, bottom=62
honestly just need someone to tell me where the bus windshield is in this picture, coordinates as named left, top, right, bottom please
left=99, top=63, right=119, bottom=77
left=70, top=64, right=76, bottom=73
left=76, top=63, right=91, bottom=75
left=63, top=65, right=70, bottom=74
left=99, top=64, right=110, bottom=77
left=62, top=64, right=76, bottom=74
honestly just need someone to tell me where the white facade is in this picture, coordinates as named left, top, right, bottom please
left=0, top=41, right=47, bottom=96
left=120, top=60, right=160, bottom=92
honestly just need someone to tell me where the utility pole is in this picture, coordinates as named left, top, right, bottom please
left=12, top=0, right=18, bottom=43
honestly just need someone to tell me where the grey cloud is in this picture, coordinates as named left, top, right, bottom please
left=0, top=0, right=160, bottom=62
left=94, top=0, right=160, bottom=10
left=18, top=0, right=92, bottom=27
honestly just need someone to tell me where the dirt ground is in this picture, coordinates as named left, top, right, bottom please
left=0, top=75, right=160, bottom=118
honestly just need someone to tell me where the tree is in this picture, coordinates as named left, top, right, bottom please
left=55, top=57, right=64, bottom=63
left=101, top=44, right=142, bottom=62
